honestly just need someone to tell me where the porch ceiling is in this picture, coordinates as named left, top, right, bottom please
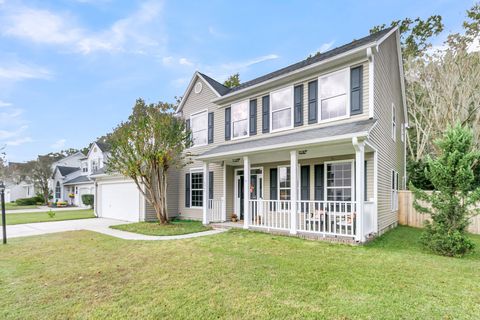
left=198, top=119, right=376, bottom=164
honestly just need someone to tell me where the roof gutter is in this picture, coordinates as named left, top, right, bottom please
left=211, top=42, right=377, bottom=104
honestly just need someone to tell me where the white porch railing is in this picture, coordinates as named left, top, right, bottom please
left=249, top=199, right=291, bottom=231
left=248, top=199, right=371, bottom=238
left=296, top=200, right=356, bottom=237
left=207, top=198, right=224, bottom=222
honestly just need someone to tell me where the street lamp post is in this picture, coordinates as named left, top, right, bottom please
left=0, top=180, right=6, bottom=244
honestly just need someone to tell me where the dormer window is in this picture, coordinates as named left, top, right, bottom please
left=231, top=100, right=249, bottom=139
left=270, top=86, right=293, bottom=132
left=319, top=68, right=349, bottom=121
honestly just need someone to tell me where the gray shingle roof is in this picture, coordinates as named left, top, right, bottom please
left=199, top=119, right=376, bottom=159
left=95, top=141, right=111, bottom=152
left=57, top=166, right=80, bottom=176
left=201, top=27, right=394, bottom=96
left=63, top=175, right=92, bottom=185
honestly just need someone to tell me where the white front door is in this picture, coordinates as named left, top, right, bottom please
left=234, top=168, right=263, bottom=220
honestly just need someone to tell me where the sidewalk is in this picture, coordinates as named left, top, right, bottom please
left=5, top=218, right=227, bottom=240
left=6, top=206, right=90, bottom=214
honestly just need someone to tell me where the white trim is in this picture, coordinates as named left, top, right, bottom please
left=318, top=67, right=350, bottom=123
left=395, top=29, right=408, bottom=126
left=189, top=109, right=209, bottom=148
left=222, top=163, right=227, bottom=221
left=391, top=103, right=396, bottom=142
left=231, top=99, right=250, bottom=140
left=269, top=85, right=294, bottom=133
left=197, top=131, right=369, bottom=161
left=365, top=140, right=379, bottom=233
left=190, top=167, right=204, bottom=209
left=277, top=165, right=291, bottom=200
left=375, top=26, right=399, bottom=50
left=212, top=42, right=376, bottom=104
left=323, top=159, right=355, bottom=203
left=367, top=47, right=375, bottom=118
left=176, top=72, right=221, bottom=113
left=234, top=167, right=264, bottom=218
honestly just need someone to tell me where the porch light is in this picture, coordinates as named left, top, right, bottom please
left=299, top=150, right=308, bottom=155
left=232, top=158, right=240, bottom=163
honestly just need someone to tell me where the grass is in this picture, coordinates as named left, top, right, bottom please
left=4, top=202, right=38, bottom=210
left=0, top=226, right=479, bottom=319
left=6, top=209, right=95, bottom=225
left=110, top=219, right=212, bottom=236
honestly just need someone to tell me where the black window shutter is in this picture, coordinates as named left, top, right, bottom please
left=350, top=66, right=363, bottom=115
left=308, top=80, right=318, bottom=123
left=249, top=99, right=257, bottom=135
left=209, top=171, right=214, bottom=200
left=301, top=165, right=310, bottom=200
left=294, top=84, right=304, bottom=127
left=185, top=173, right=190, bottom=207
left=364, top=161, right=368, bottom=201
left=262, top=95, right=270, bottom=133
left=225, top=107, right=231, bottom=141
left=270, top=168, right=278, bottom=200
left=208, top=112, right=214, bottom=144
left=314, top=164, right=324, bottom=200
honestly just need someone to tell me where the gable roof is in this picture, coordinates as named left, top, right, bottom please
left=63, top=175, right=92, bottom=185
left=95, top=141, right=111, bottom=152
left=52, top=151, right=85, bottom=166
left=197, top=72, right=230, bottom=96
left=56, top=166, right=80, bottom=177
left=176, top=71, right=226, bottom=113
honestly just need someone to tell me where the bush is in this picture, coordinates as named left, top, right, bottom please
left=82, top=194, right=94, bottom=208
left=15, top=197, right=38, bottom=206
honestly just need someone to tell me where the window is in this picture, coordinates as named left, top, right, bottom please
left=231, top=100, right=249, bottom=139
left=91, top=159, right=99, bottom=173
left=55, top=181, right=61, bottom=199
left=391, top=170, right=399, bottom=211
left=392, top=103, right=396, bottom=141
left=191, top=111, right=208, bottom=147
left=82, top=161, right=88, bottom=173
left=270, top=86, right=293, bottom=131
left=326, top=162, right=353, bottom=201
left=190, top=171, right=204, bottom=207
left=319, top=69, right=349, bottom=121
left=278, top=166, right=291, bottom=200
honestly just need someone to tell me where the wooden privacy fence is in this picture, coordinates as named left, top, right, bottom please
left=398, top=191, right=480, bottom=234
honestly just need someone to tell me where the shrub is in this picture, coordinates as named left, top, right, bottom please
left=16, top=197, right=37, bottom=206
left=47, top=209, right=56, bottom=218
left=82, top=194, right=94, bottom=208
left=411, top=124, right=480, bottom=257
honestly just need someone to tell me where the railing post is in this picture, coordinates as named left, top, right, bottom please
left=353, top=137, right=365, bottom=242
left=243, top=156, right=250, bottom=229
left=202, top=161, right=209, bottom=225
left=290, top=150, right=298, bottom=235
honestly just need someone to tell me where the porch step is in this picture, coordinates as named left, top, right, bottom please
left=210, top=221, right=244, bottom=230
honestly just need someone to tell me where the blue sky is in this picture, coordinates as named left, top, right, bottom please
left=0, top=0, right=474, bottom=162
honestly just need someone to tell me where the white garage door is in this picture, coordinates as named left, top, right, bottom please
left=99, top=181, right=140, bottom=222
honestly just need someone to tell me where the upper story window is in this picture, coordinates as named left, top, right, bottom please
left=270, top=86, right=293, bottom=132
left=391, top=103, right=396, bottom=141
left=231, top=100, right=249, bottom=139
left=319, top=68, right=349, bottom=121
left=191, top=110, right=208, bottom=147
left=82, top=161, right=88, bottom=173
left=91, top=159, right=99, bottom=173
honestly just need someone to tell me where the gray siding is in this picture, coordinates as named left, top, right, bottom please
left=369, top=31, right=406, bottom=234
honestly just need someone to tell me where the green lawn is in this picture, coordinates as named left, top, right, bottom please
left=0, top=226, right=479, bottom=319
left=4, top=202, right=38, bottom=210
left=110, top=219, right=212, bottom=236
left=6, top=209, right=95, bottom=225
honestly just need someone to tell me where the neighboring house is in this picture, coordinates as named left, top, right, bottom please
left=97, top=26, right=407, bottom=243
left=3, top=162, right=35, bottom=202
left=51, top=142, right=110, bottom=207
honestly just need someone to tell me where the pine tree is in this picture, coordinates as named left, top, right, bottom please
left=411, top=124, right=480, bottom=256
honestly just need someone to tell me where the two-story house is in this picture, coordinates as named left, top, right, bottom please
left=51, top=142, right=110, bottom=207
left=174, top=26, right=406, bottom=242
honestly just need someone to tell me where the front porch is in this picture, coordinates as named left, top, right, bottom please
left=199, top=134, right=377, bottom=243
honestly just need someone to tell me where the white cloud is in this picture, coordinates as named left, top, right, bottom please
left=162, top=56, right=174, bottom=66
left=179, top=58, right=193, bottom=66
left=0, top=100, right=12, bottom=107
left=208, top=26, right=227, bottom=39
left=0, top=60, right=52, bottom=81
left=0, top=104, right=32, bottom=149
left=50, top=138, right=66, bottom=149
left=0, top=1, right=166, bottom=55
left=6, top=137, right=33, bottom=146
left=318, top=41, right=335, bottom=53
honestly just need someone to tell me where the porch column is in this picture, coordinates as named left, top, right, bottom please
left=222, top=163, right=227, bottom=222
left=243, top=156, right=250, bottom=229
left=202, top=161, right=209, bottom=225
left=353, top=137, right=365, bottom=242
left=290, top=150, right=298, bottom=234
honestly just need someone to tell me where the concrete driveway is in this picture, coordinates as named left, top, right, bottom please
left=5, top=218, right=127, bottom=239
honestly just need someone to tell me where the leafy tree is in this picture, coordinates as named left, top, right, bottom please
left=107, top=98, right=191, bottom=224
left=28, top=155, right=57, bottom=204
left=411, top=124, right=480, bottom=257
left=370, top=16, right=444, bottom=58
left=407, top=159, right=434, bottom=190
left=223, top=73, right=240, bottom=88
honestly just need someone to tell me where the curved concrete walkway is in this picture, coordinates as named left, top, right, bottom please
left=5, top=218, right=227, bottom=240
